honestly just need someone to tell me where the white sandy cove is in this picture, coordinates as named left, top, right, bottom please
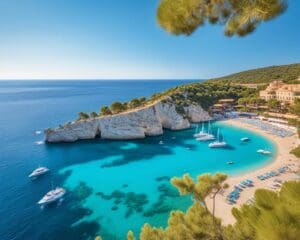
left=205, top=118, right=300, bottom=225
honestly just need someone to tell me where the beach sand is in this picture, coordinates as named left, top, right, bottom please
left=205, top=118, right=300, bottom=225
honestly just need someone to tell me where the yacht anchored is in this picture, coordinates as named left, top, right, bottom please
left=209, top=128, right=227, bottom=148
left=241, top=137, right=250, bottom=142
left=193, top=122, right=206, bottom=138
left=38, top=187, right=66, bottom=205
left=196, top=122, right=215, bottom=141
left=29, top=167, right=49, bottom=178
left=196, top=134, right=215, bottom=141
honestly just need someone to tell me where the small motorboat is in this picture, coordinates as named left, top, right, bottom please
left=159, top=140, right=164, bottom=145
left=209, top=141, right=227, bottom=148
left=241, top=137, right=250, bottom=142
left=29, top=167, right=49, bottom=178
left=227, top=161, right=234, bottom=165
left=257, top=149, right=271, bottom=155
left=38, top=187, right=66, bottom=205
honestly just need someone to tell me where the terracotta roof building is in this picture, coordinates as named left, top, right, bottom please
left=259, top=81, right=300, bottom=103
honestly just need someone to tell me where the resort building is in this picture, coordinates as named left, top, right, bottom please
left=210, top=99, right=236, bottom=113
left=259, top=81, right=300, bottom=103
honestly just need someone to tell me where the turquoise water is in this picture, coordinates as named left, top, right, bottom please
left=59, top=122, right=275, bottom=239
left=0, top=80, right=275, bottom=240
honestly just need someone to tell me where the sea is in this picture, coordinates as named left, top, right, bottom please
left=0, top=80, right=275, bottom=240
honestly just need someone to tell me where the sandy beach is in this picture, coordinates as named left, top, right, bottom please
left=206, top=118, right=300, bottom=225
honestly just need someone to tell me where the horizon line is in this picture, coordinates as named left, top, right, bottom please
left=0, top=78, right=206, bottom=81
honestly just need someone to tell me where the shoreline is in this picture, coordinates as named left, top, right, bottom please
left=205, top=118, right=299, bottom=225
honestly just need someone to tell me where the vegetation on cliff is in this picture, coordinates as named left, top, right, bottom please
left=210, top=63, right=300, bottom=84
left=75, top=81, right=256, bottom=121
left=75, top=63, right=299, bottom=123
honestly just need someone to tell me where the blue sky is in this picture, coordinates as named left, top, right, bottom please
left=0, top=0, right=299, bottom=80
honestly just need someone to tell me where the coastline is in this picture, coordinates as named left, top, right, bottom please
left=205, top=118, right=299, bottom=225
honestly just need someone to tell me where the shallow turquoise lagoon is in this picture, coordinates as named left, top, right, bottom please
left=60, top=121, right=276, bottom=239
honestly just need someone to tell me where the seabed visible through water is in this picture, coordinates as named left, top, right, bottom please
left=58, top=121, right=276, bottom=239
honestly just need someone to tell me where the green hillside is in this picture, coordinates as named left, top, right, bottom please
left=210, top=63, right=300, bottom=84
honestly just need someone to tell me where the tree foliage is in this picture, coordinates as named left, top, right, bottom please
left=290, top=99, right=300, bottom=116
left=127, top=230, right=135, bottom=240
left=90, top=112, right=98, bottom=118
left=129, top=98, right=141, bottom=108
left=100, top=106, right=112, bottom=116
left=127, top=180, right=300, bottom=240
left=78, top=112, right=89, bottom=120
left=210, top=63, right=300, bottom=84
left=157, top=0, right=287, bottom=37
left=267, top=99, right=281, bottom=112
left=225, top=181, right=300, bottom=240
left=110, top=102, right=126, bottom=114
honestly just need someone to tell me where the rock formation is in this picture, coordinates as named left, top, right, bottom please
left=45, top=100, right=211, bottom=143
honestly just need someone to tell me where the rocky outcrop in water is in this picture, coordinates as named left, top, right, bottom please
left=45, top=100, right=211, bottom=143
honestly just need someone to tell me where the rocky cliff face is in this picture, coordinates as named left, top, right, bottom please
left=45, top=100, right=211, bottom=143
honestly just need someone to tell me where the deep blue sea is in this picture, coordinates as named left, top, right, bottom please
left=0, top=80, right=275, bottom=240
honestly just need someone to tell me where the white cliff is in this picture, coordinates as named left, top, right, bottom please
left=154, top=101, right=190, bottom=130
left=185, top=104, right=211, bottom=122
left=98, top=106, right=162, bottom=140
left=45, top=100, right=211, bottom=143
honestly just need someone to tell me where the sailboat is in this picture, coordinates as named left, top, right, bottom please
left=196, top=122, right=215, bottom=141
left=193, top=122, right=206, bottom=138
left=209, top=128, right=227, bottom=148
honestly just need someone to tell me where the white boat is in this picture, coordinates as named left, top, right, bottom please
left=29, top=167, right=49, bottom=178
left=38, top=187, right=66, bottom=205
left=196, top=134, right=215, bottom=141
left=257, top=149, right=271, bottom=155
left=193, top=122, right=206, bottom=138
left=241, top=137, right=250, bottom=142
left=227, top=161, right=234, bottom=165
left=209, top=141, right=227, bottom=148
left=159, top=140, right=164, bottom=145
left=195, top=121, right=215, bottom=141
left=209, top=128, right=227, bottom=148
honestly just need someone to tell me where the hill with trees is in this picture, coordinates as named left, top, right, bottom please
left=210, top=63, right=300, bottom=84
left=76, top=64, right=299, bottom=123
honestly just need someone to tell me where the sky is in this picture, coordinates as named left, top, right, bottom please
left=0, top=0, right=299, bottom=80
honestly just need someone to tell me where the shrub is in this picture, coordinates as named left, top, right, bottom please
left=110, top=102, right=126, bottom=114
left=100, top=106, right=112, bottom=116
left=90, top=112, right=98, bottom=118
left=78, top=112, right=89, bottom=120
